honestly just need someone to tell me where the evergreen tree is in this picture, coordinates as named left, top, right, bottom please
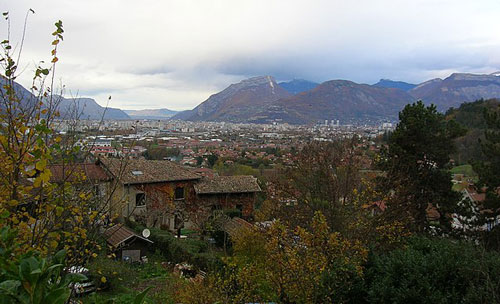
left=379, top=101, right=465, bottom=233
left=475, top=104, right=500, bottom=248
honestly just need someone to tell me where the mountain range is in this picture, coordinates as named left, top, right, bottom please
left=124, top=108, right=178, bottom=120
left=56, top=97, right=130, bottom=120
left=374, top=79, right=416, bottom=91
left=408, top=73, right=500, bottom=111
left=278, top=79, right=319, bottom=95
left=7, top=72, right=500, bottom=124
left=174, top=76, right=292, bottom=122
left=0, top=78, right=130, bottom=120
left=173, top=72, right=500, bottom=124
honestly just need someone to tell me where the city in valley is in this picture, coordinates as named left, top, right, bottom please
left=57, top=119, right=394, bottom=167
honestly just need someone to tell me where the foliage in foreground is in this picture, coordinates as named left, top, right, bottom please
left=176, top=212, right=369, bottom=303
left=365, top=236, right=500, bottom=303
left=0, top=12, right=111, bottom=267
left=0, top=226, right=86, bottom=304
left=378, top=101, right=465, bottom=234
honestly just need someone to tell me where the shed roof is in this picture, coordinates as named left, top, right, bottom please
left=103, top=224, right=153, bottom=247
left=223, top=217, right=254, bottom=238
left=100, top=158, right=200, bottom=185
left=194, top=175, right=261, bottom=194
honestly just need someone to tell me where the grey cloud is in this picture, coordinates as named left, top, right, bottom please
left=5, top=0, right=500, bottom=109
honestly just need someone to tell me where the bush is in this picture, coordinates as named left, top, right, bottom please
left=87, top=255, right=136, bottom=291
left=128, top=223, right=221, bottom=271
left=0, top=227, right=86, bottom=304
left=364, top=236, right=500, bottom=303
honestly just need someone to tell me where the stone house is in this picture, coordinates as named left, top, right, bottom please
left=193, top=175, right=261, bottom=220
left=97, top=158, right=261, bottom=232
left=98, top=158, right=201, bottom=230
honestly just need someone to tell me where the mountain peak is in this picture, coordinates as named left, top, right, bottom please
left=173, top=76, right=291, bottom=122
left=239, top=75, right=276, bottom=85
left=374, top=79, right=417, bottom=91
left=445, top=72, right=500, bottom=82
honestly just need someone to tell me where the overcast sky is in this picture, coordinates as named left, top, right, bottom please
left=3, top=0, right=500, bottom=110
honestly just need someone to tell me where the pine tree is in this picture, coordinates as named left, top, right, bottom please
left=379, top=101, right=465, bottom=233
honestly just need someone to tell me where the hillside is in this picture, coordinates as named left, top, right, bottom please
left=445, top=98, right=500, bottom=163
left=255, top=80, right=415, bottom=124
left=172, top=76, right=291, bottom=122
left=410, top=73, right=500, bottom=111
left=0, top=79, right=130, bottom=120
left=374, top=79, right=416, bottom=91
left=278, top=79, right=319, bottom=95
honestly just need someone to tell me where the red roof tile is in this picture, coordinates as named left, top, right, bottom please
left=49, top=163, right=110, bottom=183
left=100, top=158, right=200, bottom=185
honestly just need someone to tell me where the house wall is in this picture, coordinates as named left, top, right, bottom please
left=112, top=180, right=198, bottom=230
left=115, top=238, right=151, bottom=261
left=195, top=192, right=256, bottom=220
left=108, top=179, right=257, bottom=232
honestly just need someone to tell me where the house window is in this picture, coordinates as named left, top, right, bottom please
left=174, top=187, right=184, bottom=200
left=136, top=193, right=146, bottom=207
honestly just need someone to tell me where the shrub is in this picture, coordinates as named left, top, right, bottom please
left=128, top=223, right=220, bottom=271
left=364, top=236, right=500, bottom=303
left=0, top=227, right=86, bottom=304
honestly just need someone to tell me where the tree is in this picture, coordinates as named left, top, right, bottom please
left=206, top=154, right=218, bottom=168
left=365, top=236, right=500, bottom=303
left=0, top=226, right=86, bottom=304
left=264, top=139, right=362, bottom=231
left=0, top=11, right=116, bottom=266
left=378, top=101, right=465, bottom=233
left=260, top=139, right=407, bottom=250
left=474, top=103, right=500, bottom=248
left=176, top=212, right=369, bottom=303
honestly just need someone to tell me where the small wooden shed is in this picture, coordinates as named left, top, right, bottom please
left=103, top=224, right=153, bottom=262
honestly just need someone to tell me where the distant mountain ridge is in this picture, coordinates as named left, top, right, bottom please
left=408, top=73, right=500, bottom=111
left=125, top=108, right=178, bottom=120
left=2, top=79, right=130, bottom=120
left=173, top=72, right=500, bottom=124
left=278, top=79, right=319, bottom=95
left=8, top=72, right=500, bottom=124
left=256, top=80, right=415, bottom=124
left=56, top=97, right=130, bottom=120
left=374, top=79, right=417, bottom=91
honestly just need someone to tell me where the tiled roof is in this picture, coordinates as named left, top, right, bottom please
left=99, top=158, right=200, bottom=185
left=188, top=167, right=217, bottom=178
left=49, top=163, right=111, bottom=183
left=223, top=217, right=254, bottom=237
left=194, top=175, right=261, bottom=194
left=103, top=224, right=152, bottom=247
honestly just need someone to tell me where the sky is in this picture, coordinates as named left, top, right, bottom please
left=3, top=0, right=500, bottom=110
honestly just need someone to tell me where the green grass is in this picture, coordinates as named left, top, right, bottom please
left=452, top=183, right=467, bottom=192
left=180, top=228, right=197, bottom=236
left=450, top=165, right=479, bottom=183
left=81, top=254, right=177, bottom=304
left=450, top=164, right=477, bottom=177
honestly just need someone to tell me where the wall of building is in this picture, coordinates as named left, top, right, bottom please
left=195, top=192, right=256, bottom=219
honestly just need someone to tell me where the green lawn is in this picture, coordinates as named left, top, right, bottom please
left=450, top=164, right=477, bottom=177
left=81, top=254, right=177, bottom=304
